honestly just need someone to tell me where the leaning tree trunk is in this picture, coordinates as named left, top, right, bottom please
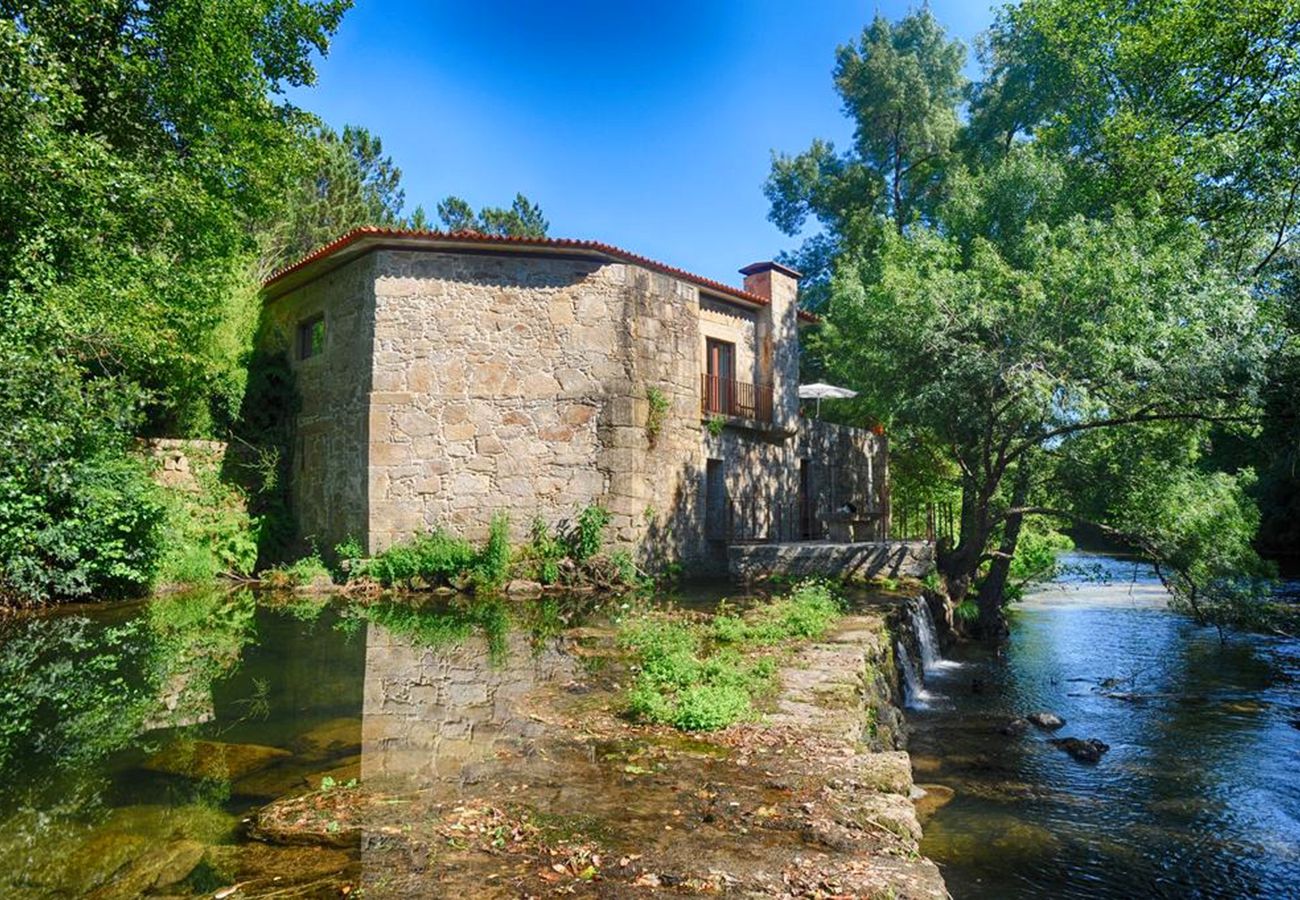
left=973, top=466, right=1031, bottom=640
left=936, top=477, right=986, bottom=610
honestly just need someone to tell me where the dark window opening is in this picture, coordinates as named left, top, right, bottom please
left=298, top=314, right=326, bottom=360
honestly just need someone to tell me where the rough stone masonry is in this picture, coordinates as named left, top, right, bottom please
left=260, top=231, right=887, bottom=571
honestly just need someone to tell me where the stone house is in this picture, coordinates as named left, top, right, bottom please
left=260, top=228, right=887, bottom=569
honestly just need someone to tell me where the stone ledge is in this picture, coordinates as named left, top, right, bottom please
left=730, top=540, right=935, bottom=581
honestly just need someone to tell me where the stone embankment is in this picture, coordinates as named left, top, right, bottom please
left=248, top=603, right=949, bottom=898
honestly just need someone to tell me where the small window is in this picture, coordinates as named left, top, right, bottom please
left=298, top=315, right=325, bottom=360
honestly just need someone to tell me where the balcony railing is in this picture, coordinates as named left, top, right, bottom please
left=701, top=374, right=773, bottom=423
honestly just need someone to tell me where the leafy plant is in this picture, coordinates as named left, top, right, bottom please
left=569, top=505, right=611, bottom=563
left=525, top=517, right=566, bottom=585
left=366, top=529, right=477, bottom=589
left=706, top=415, right=726, bottom=437
left=645, top=386, right=671, bottom=446
left=619, top=580, right=845, bottom=731
left=471, top=513, right=512, bottom=591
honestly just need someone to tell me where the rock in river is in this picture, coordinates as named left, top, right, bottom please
left=1027, top=712, right=1066, bottom=730
left=1000, top=717, right=1031, bottom=736
left=1049, top=737, right=1110, bottom=763
left=143, top=738, right=291, bottom=781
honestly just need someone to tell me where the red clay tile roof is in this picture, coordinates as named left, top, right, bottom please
left=262, top=227, right=818, bottom=322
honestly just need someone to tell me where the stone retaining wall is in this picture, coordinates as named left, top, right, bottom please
left=729, top=540, right=935, bottom=581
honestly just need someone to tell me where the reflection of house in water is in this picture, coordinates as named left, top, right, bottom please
left=360, top=624, right=577, bottom=789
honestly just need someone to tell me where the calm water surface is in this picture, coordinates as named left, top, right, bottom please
left=911, top=552, right=1300, bottom=899
left=0, top=581, right=793, bottom=897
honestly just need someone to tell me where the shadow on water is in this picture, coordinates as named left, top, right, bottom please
left=908, top=552, right=1300, bottom=899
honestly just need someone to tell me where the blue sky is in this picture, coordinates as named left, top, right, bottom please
left=288, top=1, right=999, bottom=284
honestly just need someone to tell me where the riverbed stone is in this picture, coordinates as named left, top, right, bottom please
left=912, top=784, right=956, bottom=824
left=1049, top=736, right=1110, bottom=763
left=1001, top=716, right=1031, bottom=735
left=143, top=738, right=292, bottom=781
left=1028, top=712, right=1066, bottom=730
left=305, top=755, right=362, bottom=789
left=294, top=716, right=363, bottom=759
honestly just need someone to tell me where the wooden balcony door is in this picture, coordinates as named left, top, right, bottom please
left=706, top=338, right=735, bottom=416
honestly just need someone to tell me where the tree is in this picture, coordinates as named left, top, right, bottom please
left=765, top=9, right=966, bottom=297
left=967, top=0, right=1300, bottom=603
left=267, top=124, right=405, bottom=273
left=815, top=150, right=1268, bottom=636
left=972, top=0, right=1300, bottom=279
left=771, top=7, right=1288, bottom=636
left=435, top=192, right=549, bottom=237
left=0, top=1, right=350, bottom=602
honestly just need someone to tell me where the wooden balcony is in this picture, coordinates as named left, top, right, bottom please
left=701, top=374, right=773, bottom=424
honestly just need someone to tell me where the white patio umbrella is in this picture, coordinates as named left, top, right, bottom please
left=798, top=382, right=858, bottom=418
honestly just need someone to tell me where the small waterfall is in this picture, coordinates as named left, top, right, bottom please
left=911, top=597, right=959, bottom=673
left=897, top=641, right=932, bottom=707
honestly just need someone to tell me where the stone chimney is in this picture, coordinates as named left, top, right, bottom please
left=740, top=261, right=801, bottom=433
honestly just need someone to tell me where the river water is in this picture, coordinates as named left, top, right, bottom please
left=909, top=552, right=1300, bottom=899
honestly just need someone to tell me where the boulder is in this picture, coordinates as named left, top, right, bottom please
left=999, top=717, right=1030, bottom=736
left=143, top=739, right=291, bottom=781
left=506, top=579, right=544, bottom=596
left=294, top=716, right=362, bottom=758
left=1027, top=712, right=1065, bottom=730
left=305, top=755, right=362, bottom=790
left=1049, top=737, right=1109, bottom=763
left=911, top=784, right=955, bottom=824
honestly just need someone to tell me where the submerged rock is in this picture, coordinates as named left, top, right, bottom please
left=1000, top=717, right=1031, bottom=736
left=143, top=738, right=291, bottom=781
left=912, top=784, right=955, bottom=824
left=294, top=716, right=363, bottom=759
left=1049, top=737, right=1110, bottom=763
left=305, top=755, right=362, bottom=789
left=1027, top=712, right=1066, bottom=730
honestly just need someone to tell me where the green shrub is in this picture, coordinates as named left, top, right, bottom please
left=709, top=579, right=843, bottom=647
left=471, top=513, right=511, bottom=591
left=619, top=582, right=845, bottom=731
left=263, top=550, right=331, bottom=588
left=525, top=517, right=566, bottom=584
left=0, top=451, right=166, bottom=604
left=570, top=504, right=611, bottom=562
left=610, top=549, right=640, bottom=586
left=672, top=684, right=753, bottom=731
left=367, top=529, right=477, bottom=589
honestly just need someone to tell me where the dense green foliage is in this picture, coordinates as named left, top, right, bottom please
left=361, top=530, right=479, bottom=590
left=771, top=3, right=1295, bottom=636
left=0, top=0, right=350, bottom=602
left=621, top=580, right=842, bottom=731
left=0, top=2, right=556, bottom=605
left=347, top=505, right=634, bottom=593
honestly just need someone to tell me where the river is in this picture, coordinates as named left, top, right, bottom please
left=908, top=552, right=1300, bottom=898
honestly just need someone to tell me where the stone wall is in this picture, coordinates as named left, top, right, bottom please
left=138, top=438, right=228, bottom=493
left=728, top=541, right=935, bottom=582
left=261, top=255, right=377, bottom=551
left=367, top=249, right=707, bottom=558
left=702, top=419, right=887, bottom=545
left=265, top=244, right=886, bottom=571
left=800, top=420, right=888, bottom=538
left=699, top=297, right=760, bottom=387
